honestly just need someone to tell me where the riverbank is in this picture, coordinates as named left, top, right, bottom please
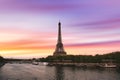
left=47, top=62, right=120, bottom=68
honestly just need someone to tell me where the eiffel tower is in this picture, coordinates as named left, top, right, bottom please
left=53, top=22, right=67, bottom=56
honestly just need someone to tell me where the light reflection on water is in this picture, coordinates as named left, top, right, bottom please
left=0, top=63, right=120, bottom=80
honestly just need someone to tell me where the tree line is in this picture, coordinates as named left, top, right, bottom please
left=0, top=56, right=4, bottom=62
left=39, top=51, right=120, bottom=63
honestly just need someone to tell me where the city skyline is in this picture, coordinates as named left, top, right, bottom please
left=0, top=0, right=120, bottom=58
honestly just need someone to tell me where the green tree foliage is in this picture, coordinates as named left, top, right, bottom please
left=0, top=56, right=4, bottom=62
left=39, top=51, right=120, bottom=63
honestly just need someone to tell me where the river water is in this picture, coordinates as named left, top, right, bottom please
left=0, top=63, right=120, bottom=80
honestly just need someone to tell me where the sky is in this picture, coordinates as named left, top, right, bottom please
left=0, top=0, right=120, bottom=58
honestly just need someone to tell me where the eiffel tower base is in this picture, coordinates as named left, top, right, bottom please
left=53, top=52, right=67, bottom=56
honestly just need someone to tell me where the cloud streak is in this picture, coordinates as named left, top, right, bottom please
left=0, top=0, right=82, bottom=13
left=66, top=40, right=120, bottom=48
left=73, top=18, right=120, bottom=26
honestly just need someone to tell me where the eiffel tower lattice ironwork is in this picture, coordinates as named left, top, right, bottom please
left=53, top=22, right=67, bottom=56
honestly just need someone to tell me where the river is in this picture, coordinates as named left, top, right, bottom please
left=0, top=63, right=120, bottom=80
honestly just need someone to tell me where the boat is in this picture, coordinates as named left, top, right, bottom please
left=43, top=62, right=48, bottom=66
left=32, top=61, right=39, bottom=65
left=100, top=63, right=117, bottom=68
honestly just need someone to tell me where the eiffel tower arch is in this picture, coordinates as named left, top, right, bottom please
left=53, top=22, right=67, bottom=56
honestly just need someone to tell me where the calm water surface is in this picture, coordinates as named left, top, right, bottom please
left=0, top=63, right=120, bottom=80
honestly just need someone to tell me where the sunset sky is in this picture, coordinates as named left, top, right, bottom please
left=0, top=0, right=120, bottom=58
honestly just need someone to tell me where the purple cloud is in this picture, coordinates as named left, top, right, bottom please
left=66, top=40, right=120, bottom=47
left=68, top=17, right=120, bottom=32
left=73, top=18, right=120, bottom=26
left=0, top=0, right=85, bottom=13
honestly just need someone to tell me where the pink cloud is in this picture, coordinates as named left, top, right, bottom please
left=0, top=39, right=54, bottom=50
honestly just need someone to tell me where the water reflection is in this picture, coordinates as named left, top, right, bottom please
left=0, top=63, right=120, bottom=80
left=55, top=66, right=64, bottom=80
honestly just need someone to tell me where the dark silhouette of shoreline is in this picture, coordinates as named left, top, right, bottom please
left=39, top=51, right=120, bottom=68
left=0, top=56, right=5, bottom=67
left=39, top=51, right=120, bottom=63
left=1, top=51, right=120, bottom=68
